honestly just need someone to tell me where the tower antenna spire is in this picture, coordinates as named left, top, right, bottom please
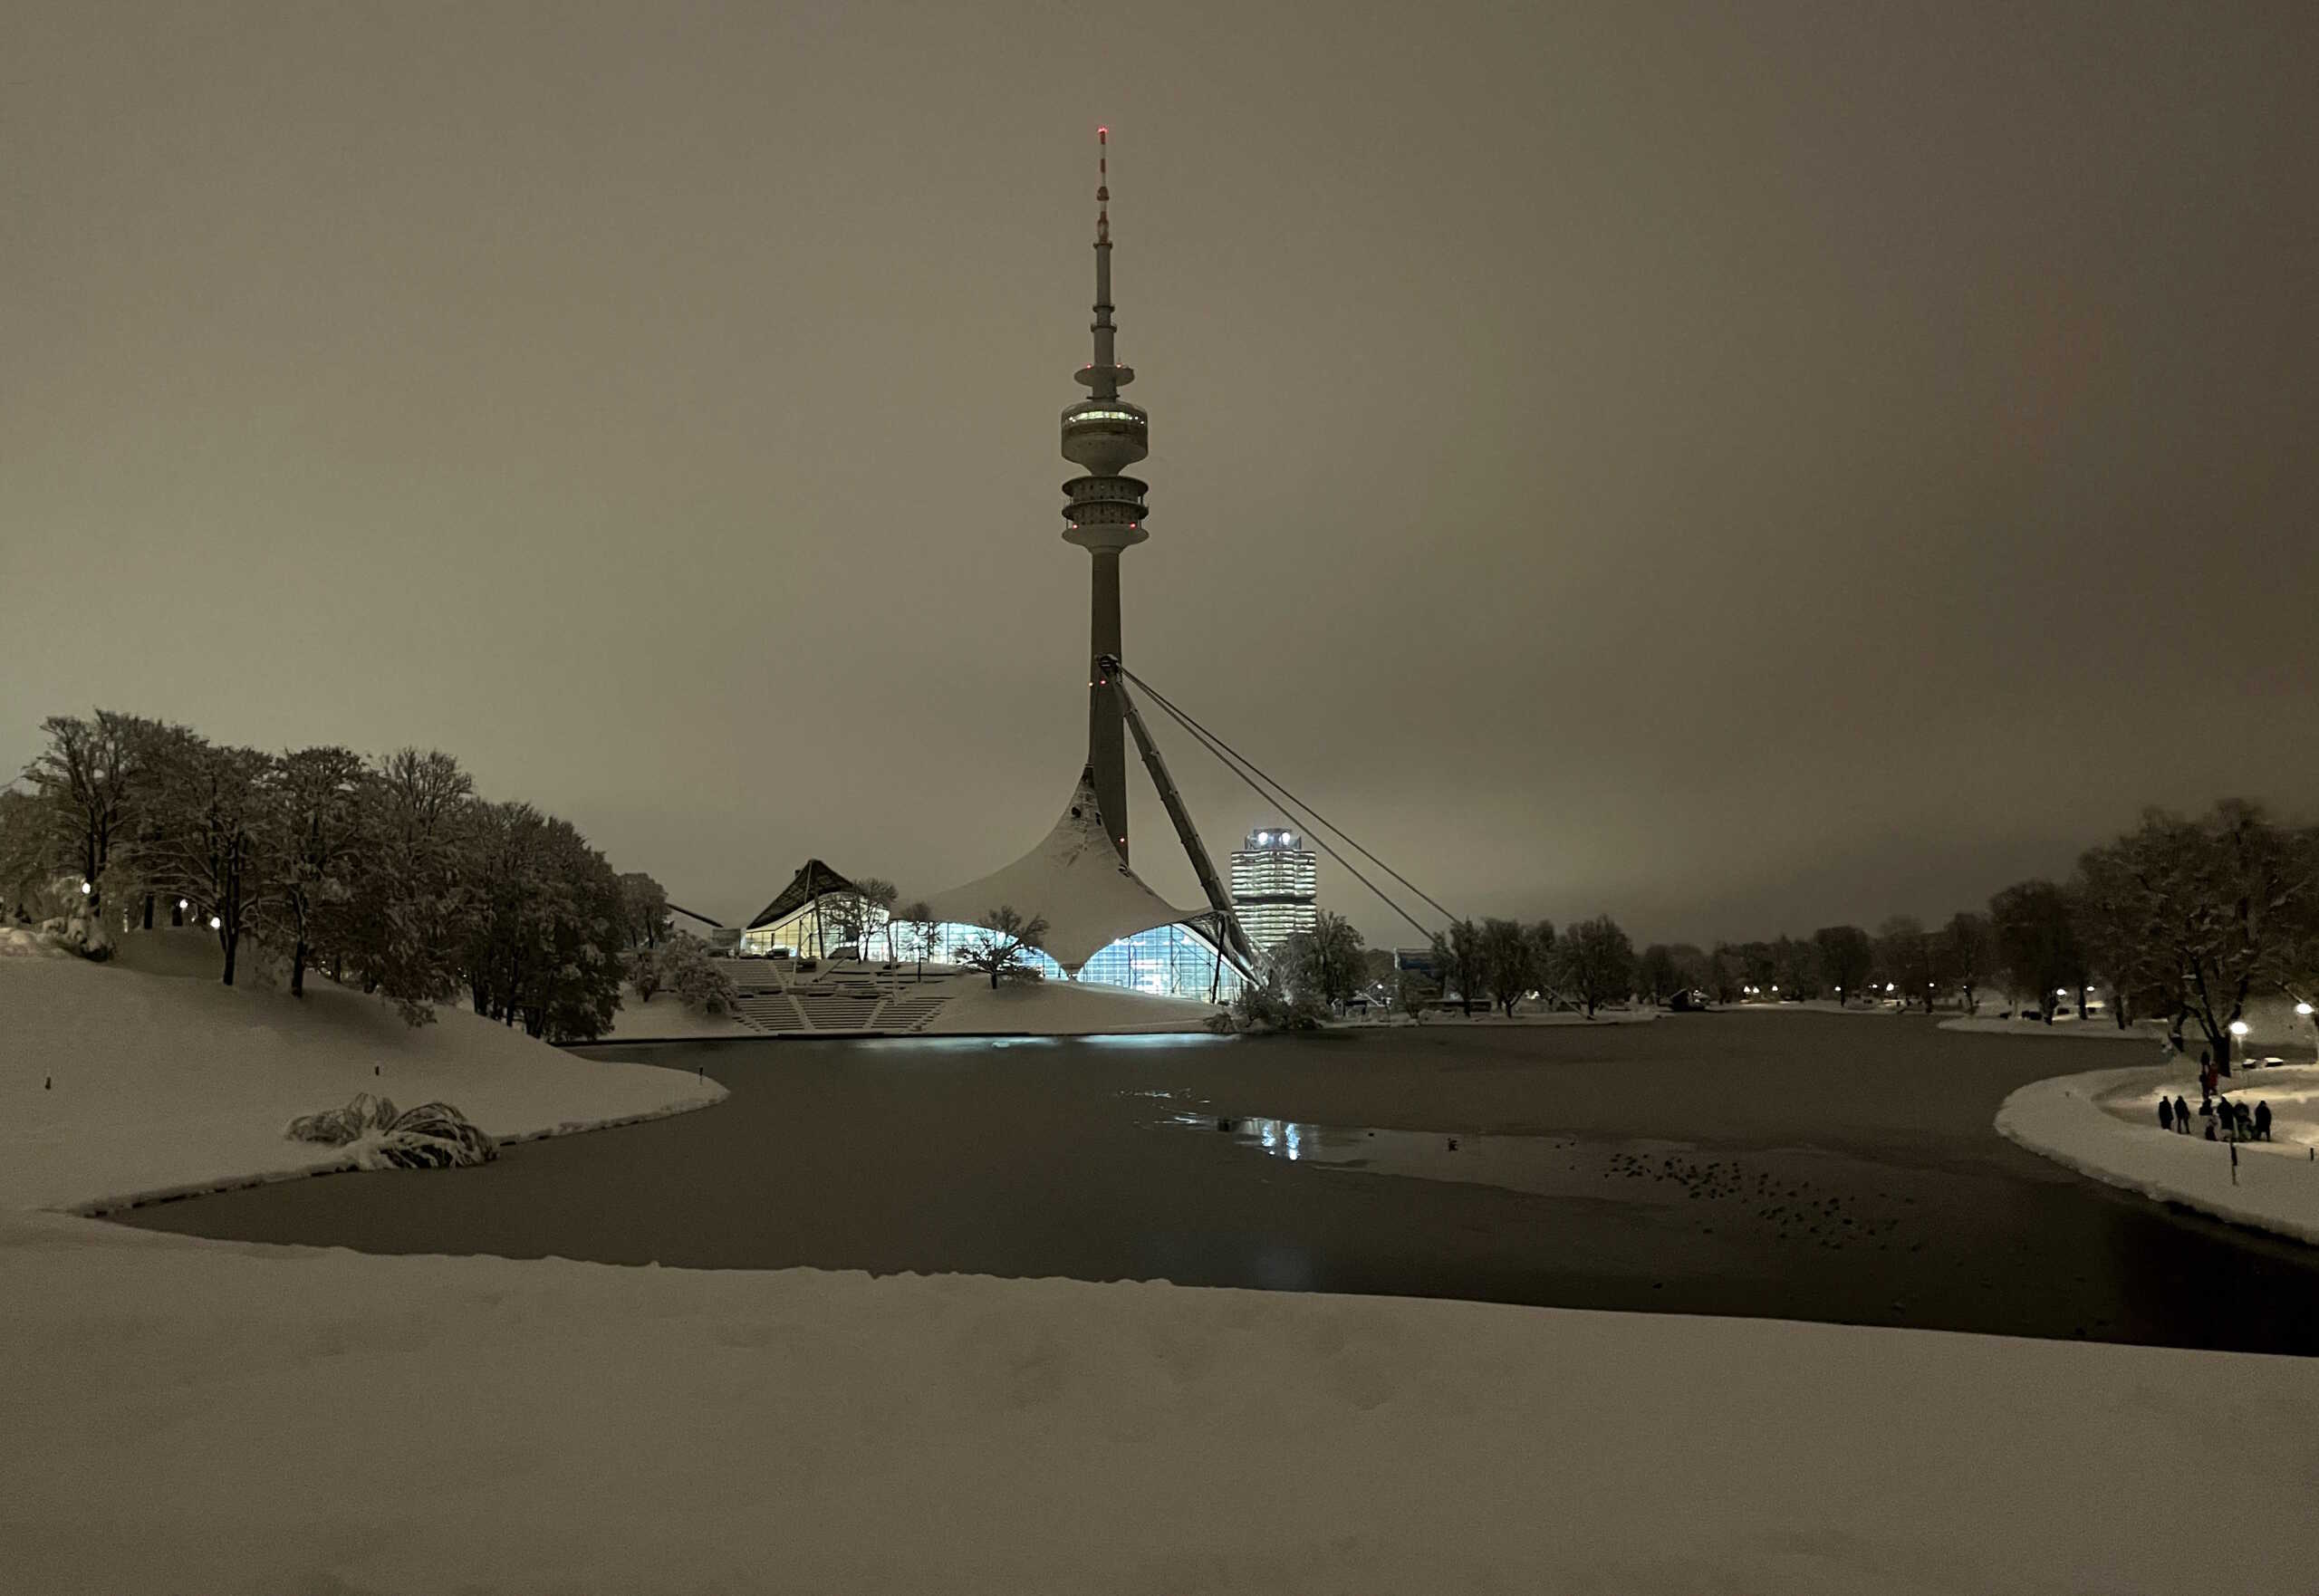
left=1091, top=127, right=1117, bottom=396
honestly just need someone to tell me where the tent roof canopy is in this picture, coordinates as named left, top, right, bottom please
left=746, top=859, right=860, bottom=931
left=919, top=769, right=1202, bottom=970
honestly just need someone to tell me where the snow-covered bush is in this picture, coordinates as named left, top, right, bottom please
left=655, top=932, right=735, bottom=1015
left=355, top=1101, right=496, bottom=1169
left=285, top=1092, right=399, bottom=1146
left=626, top=944, right=661, bottom=1002
left=284, top=1094, right=496, bottom=1168
left=1224, top=981, right=1325, bottom=1034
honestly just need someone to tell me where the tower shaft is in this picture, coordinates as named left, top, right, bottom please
left=1088, top=551, right=1126, bottom=860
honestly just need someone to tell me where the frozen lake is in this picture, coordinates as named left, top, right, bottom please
left=121, top=1011, right=2319, bottom=1353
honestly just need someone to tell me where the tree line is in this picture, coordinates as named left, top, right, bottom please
left=2, top=708, right=699, bottom=1042
left=1265, top=798, right=2314, bottom=1067
left=1633, top=799, right=2317, bottom=1072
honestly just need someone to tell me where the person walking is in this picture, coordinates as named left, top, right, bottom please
left=2174, top=1095, right=2193, bottom=1133
left=2255, top=1101, right=2273, bottom=1141
left=2159, top=1096, right=2175, bottom=1132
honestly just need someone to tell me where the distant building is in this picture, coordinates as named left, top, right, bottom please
left=1230, top=827, right=1318, bottom=957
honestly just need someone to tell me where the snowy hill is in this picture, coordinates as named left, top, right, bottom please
left=0, top=928, right=723, bottom=1213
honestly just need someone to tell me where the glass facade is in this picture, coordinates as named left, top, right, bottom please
left=735, top=894, right=1236, bottom=1001
left=1076, top=922, right=1245, bottom=1003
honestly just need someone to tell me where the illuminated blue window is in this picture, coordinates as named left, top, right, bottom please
left=1074, top=924, right=1244, bottom=1003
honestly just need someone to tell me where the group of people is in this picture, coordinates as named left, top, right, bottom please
left=2155, top=1050, right=2276, bottom=1142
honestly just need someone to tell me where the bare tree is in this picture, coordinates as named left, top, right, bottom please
left=1813, top=925, right=1873, bottom=1005
left=1554, top=916, right=1636, bottom=1018
left=1481, top=916, right=1535, bottom=1014
left=853, top=877, right=900, bottom=960
left=1430, top=918, right=1486, bottom=1018
left=1939, top=911, right=1997, bottom=1016
left=897, top=899, right=940, bottom=979
left=958, top=905, right=1050, bottom=989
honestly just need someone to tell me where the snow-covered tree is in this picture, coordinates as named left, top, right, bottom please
left=957, top=905, right=1049, bottom=989
left=452, top=802, right=625, bottom=1041
left=2068, top=803, right=2311, bottom=1072
left=0, top=786, right=53, bottom=924
left=18, top=710, right=177, bottom=953
left=339, top=749, right=474, bottom=1025
left=1554, top=915, right=1636, bottom=1017
left=137, top=738, right=276, bottom=985
left=656, top=931, right=736, bottom=1015
left=626, top=943, right=661, bottom=1001
left=258, top=745, right=367, bottom=997
left=617, top=871, right=670, bottom=950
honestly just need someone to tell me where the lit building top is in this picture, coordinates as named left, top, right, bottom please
left=1230, top=825, right=1318, bottom=957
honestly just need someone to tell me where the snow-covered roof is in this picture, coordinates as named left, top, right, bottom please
left=919, top=768, right=1201, bottom=971
left=746, top=859, right=859, bottom=931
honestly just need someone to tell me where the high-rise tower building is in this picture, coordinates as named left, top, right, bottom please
left=1061, top=128, right=1149, bottom=864
left=1230, top=827, right=1319, bottom=957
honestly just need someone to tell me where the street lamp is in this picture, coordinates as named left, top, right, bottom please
left=79, top=881, right=91, bottom=896
left=207, top=915, right=222, bottom=930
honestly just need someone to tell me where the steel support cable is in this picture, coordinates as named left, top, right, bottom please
left=1116, top=665, right=1459, bottom=928
left=1116, top=668, right=1440, bottom=944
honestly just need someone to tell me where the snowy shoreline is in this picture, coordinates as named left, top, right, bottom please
left=1996, top=1062, right=2319, bottom=1247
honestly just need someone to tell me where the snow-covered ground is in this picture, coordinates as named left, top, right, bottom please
left=1400, top=1004, right=1662, bottom=1025
left=1728, top=999, right=1905, bottom=1015
left=1949, top=995, right=2316, bottom=1053
left=8, top=930, right=2319, bottom=1593
left=1997, top=1061, right=2319, bottom=1246
left=1945, top=1014, right=2170, bottom=1041
left=0, top=928, right=725, bottom=1212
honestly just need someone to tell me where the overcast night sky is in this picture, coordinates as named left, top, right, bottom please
left=4, top=2, right=2314, bottom=948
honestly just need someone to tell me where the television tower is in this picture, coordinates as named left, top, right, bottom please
left=1061, top=127, right=1149, bottom=864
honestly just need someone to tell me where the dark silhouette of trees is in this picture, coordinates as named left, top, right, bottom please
left=1813, top=925, right=1873, bottom=1005
left=1555, top=915, right=1635, bottom=1017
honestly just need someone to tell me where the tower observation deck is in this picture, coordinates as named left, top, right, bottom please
left=1063, top=128, right=1148, bottom=864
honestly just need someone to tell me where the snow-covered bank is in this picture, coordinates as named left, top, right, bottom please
left=1727, top=999, right=1902, bottom=1015
left=1402, top=1005, right=1661, bottom=1026
left=6, top=1214, right=2317, bottom=1596
left=1945, top=1014, right=2169, bottom=1042
left=0, top=929, right=724, bottom=1214
left=1997, top=1063, right=2319, bottom=1245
